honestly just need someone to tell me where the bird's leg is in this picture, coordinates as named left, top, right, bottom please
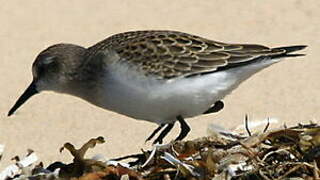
left=145, top=124, right=165, bottom=142
left=203, top=100, right=224, bottom=114
left=153, top=123, right=174, bottom=144
left=175, top=115, right=191, bottom=141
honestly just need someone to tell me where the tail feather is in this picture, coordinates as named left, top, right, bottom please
left=272, top=45, right=307, bottom=58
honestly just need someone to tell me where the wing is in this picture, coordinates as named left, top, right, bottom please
left=87, top=30, right=287, bottom=79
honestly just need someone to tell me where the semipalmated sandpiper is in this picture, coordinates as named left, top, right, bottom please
left=8, top=30, right=306, bottom=144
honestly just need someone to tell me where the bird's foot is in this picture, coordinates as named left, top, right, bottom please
left=145, top=115, right=191, bottom=144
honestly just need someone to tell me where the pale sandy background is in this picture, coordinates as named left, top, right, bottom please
left=0, top=1, right=319, bottom=169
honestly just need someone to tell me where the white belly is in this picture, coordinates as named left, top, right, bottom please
left=93, top=59, right=279, bottom=124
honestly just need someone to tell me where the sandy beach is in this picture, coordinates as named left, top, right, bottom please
left=1, top=1, right=319, bottom=169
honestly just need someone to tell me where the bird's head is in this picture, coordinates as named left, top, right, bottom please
left=8, top=44, right=87, bottom=116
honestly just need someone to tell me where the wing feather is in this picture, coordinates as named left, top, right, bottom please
left=87, top=30, right=289, bottom=79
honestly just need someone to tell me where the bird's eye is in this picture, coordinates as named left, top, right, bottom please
left=36, top=56, right=58, bottom=77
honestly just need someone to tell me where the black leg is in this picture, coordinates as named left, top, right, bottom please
left=153, top=123, right=174, bottom=144
left=145, top=124, right=165, bottom=142
left=203, top=100, right=224, bottom=114
left=175, top=115, right=191, bottom=141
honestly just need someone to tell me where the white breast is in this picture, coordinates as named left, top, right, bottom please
left=93, top=58, right=281, bottom=124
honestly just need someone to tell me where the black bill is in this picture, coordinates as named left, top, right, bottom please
left=8, top=81, right=38, bottom=116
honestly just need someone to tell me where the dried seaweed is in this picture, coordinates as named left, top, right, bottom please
left=1, top=121, right=320, bottom=180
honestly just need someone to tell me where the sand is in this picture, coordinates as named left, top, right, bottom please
left=0, top=0, right=319, bottom=170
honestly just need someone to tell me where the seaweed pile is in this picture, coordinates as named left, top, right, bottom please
left=1, top=122, right=320, bottom=180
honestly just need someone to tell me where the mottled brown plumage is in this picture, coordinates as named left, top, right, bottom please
left=87, top=30, right=287, bottom=79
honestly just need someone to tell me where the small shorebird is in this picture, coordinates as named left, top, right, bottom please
left=8, top=30, right=306, bottom=144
